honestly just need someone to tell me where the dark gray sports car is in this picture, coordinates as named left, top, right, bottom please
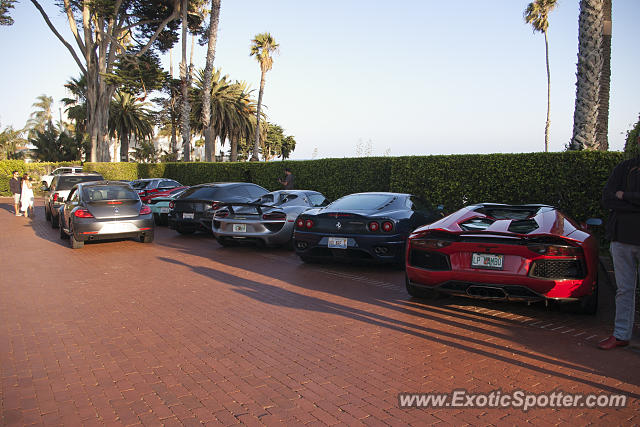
left=58, top=181, right=155, bottom=249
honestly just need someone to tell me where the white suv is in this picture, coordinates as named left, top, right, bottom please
left=41, top=166, right=83, bottom=187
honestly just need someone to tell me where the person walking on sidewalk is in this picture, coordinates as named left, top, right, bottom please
left=20, top=174, right=34, bottom=218
left=599, top=134, right=640, bottom=350
left=9, top=170, right=22, bottom=216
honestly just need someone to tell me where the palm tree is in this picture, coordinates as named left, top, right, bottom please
left=596, top=0, right=612, bottom=150
left=179, top=0, right=192, bottom=161
left=249, top=32, right=279, bottom=161
left=108, top=91, right=155, bottom=162
left=25, top=94, right=54, bottom=139
left=0, top=125, right=26, bottom=160
left=62, top=75, right=90, bottom=159
left=201, top=0, right=221, bottom=162
left=524, top=0, right=557, bottom=153
left=569, top=0, right=604, bottom=150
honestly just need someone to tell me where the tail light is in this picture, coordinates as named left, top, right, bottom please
left=527, top=244, right=582, bottom=257
left=107, top=201, right=123, bottom=205
left=139, top=205, right=152, bottom=215
left=74, top=208, right=94, bottom=218
left=305, top=219, right=314, bottom=229
left=382, top=221, right=394, bottom=232
left=296, top=218, right=305, bottom=228
left=169, top=201, right=175, bottom=209
left=368, top=221, right=380, bottom=232
left=53, top=193, right=58, bottom=202
left=215, top=210, right=229, bottom=219
left=411, top=238, right=452, bottom=249
left=263, top=212, right=286, bottom=221
left=211, top=202, right=220, bottom=210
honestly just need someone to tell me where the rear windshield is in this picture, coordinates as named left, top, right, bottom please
left=83, top=185, right=139, bottom=201
left=180, top=186, right=225, bottom=200
left=57, top=175, right=103, bottom=190
left=130, top=180, right=153, bottom=190
left=328, top=194, right=394, bottom=211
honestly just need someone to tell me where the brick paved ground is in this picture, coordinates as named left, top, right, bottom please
left=1, top=198, right=639, bottom=426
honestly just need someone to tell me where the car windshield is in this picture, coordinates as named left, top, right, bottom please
left=328, top=194, right=394, bottom=210
left=130, top=180, right=153, bottom=190
left=83, top=185, right=139, bottom=201
left=57, top=175, right=103, bottom=190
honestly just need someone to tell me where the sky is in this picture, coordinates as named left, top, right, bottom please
left=0, top=1, right=639, bottom=160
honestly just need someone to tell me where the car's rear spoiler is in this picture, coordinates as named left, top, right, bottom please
left=217, top=202, right=275, bottom=215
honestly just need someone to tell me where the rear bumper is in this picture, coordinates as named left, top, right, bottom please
left=168, top=214, right=212, bottom=232
left=294, top=231, right=406, bottom=263
left=73, top=216, right=154, bottom=242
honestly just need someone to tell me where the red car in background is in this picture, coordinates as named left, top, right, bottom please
left=405, top=203, right=601, bottom=314
left=130, top=179, right=183, bottom=203
left=141, top=186, right=189, bottom=204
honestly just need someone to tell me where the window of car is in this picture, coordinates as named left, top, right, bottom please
left=243, top=184, right=268, bottom=199
left=159, top=180, right=180, bottom=189
left=68, top=188, right=79, bottom=202
left=180, top=186, right=223, bottom=200
left=130, top=180, right=153, bottom=190
left=408, top=196, right=434, bottom=213
left=57, top=175, right=104, bottom=191
left=328, top=194, right=395, bottom=210
left=308, top=193, right=328, bottom=207
left=83, top=185, right=138, bottom=201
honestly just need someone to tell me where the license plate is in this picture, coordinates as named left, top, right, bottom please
left=232, top=224, right=246, bottom=233
left=100, top=222, right=136, bottom=233
left=471, top=253, right=504, bottom=269
left=328, top=237, right=348, bottom=249
left=183, top=212, right=194, bottom=219
left=160, top=207, right=170, bottom=213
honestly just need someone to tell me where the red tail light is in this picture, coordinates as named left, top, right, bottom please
left=215, top=210, right=229, bottom=219
left=74, top=208, right=94, bottom=218
left=527, top=244, right=582, bottom=257
left=296, top=218, right=305, bottom=228
left=382, top=221, right=394, bottom=232
left=305, top=219, right=314, bottom=229
left=263, top=212, right=286, bottom=221
left=53, top=193, right=58, bottom=202
left=211, top=202, right=220, bottom=210
left=107, top=201, right=123, bottom=205
left=169, top=201, right=175, bottom=209
left=368, top=221, right=380, bottom=232
left=411, top=238, right=452, bottom=249
left=139, top=205, right=152, bottom=215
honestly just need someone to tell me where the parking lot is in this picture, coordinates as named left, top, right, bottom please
left=1, top=198, right=639, bottom=425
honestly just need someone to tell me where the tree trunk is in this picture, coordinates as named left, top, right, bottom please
left=544, top=31, right=551, bottom=153
left=180, top=0, right=191, bottom=161
left=231, top=137, right=238, bottom=162
left=595, top=0, right=611, bottom=151
left=569, top=0, right=604, bottom=151
left=202, top=0, right=221, bottom=162
left=120, top=132, right=130, bottom=162
left=252, top=71, right=266, bottom=161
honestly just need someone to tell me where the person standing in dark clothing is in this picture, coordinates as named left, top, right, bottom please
left=599, top=135, right=640, bottom=350
left=279, top=168, right=294, bottom=190
left=9, top=170, right=22, bottom=216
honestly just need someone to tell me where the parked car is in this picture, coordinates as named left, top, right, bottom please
left=213, top=190, right=328, bottom=247
left=58, top=181, right=154, bottom=249
left=43, top=172, right=104, bottom=228
left=130, top=178, right=182, bottom=202
left=147, top=187, right=190, bottom=225
left=142, top=185, right=189, bottom=205
left=40, top=166, right=83, bottom=187
left=404, top=203, right=600, bottom=314
left=293, top=192, right=443, bottom=264
left=168, top=183, right=268, bottom=234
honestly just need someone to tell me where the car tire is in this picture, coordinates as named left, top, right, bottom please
left=140, top=230, right=154, bottom=243
left=153, top=213, right=162, bottom=225
left=45, top=205, right=51, bottom=221
left=51, top=212, right=59, bottom=229
left=562, top=281, right=598, bottom=315
left=69, top=224, right=84, bottom=249
left=298, top=255, right=317, bottom=264
left=405, top=274, right=441, bottom=299
left=59, top=218, right=68, bottom=240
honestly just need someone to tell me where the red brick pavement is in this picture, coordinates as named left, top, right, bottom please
left=1, top=198, right=639, bottom=426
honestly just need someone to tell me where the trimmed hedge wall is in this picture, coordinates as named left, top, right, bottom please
left=1, top=152, right=624, bottom=223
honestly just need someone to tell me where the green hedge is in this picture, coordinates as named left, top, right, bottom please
left=0, top=161, right=81, bottom=195
left=1, top=152, right=624, bottom=223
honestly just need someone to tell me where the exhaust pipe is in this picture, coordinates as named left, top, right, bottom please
left=466, top=285, right=507, bottom=300
left=296, top=241, right=308, bottom=250
left=374, top=246, right=389, bottom=255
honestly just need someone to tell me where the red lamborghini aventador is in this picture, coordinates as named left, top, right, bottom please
left=405, top=203, right=600, bottom=314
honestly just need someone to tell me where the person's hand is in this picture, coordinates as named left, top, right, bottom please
left=616, top=190, right=624, bottom=200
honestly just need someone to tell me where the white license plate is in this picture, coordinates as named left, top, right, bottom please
left=160, top=207, right=170, bottom=213
left=183, top=212, right=194, bottom=219
left=100, top=222, right=136, bottom=233
left=328, top=237, right=348, bottom=249
left=232, top=224, right=246, bottom=233
left=471, top=253, right=504, bottom=269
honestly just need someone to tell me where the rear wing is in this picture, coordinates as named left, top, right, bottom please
left=217, top=202, right=276, bottom=215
